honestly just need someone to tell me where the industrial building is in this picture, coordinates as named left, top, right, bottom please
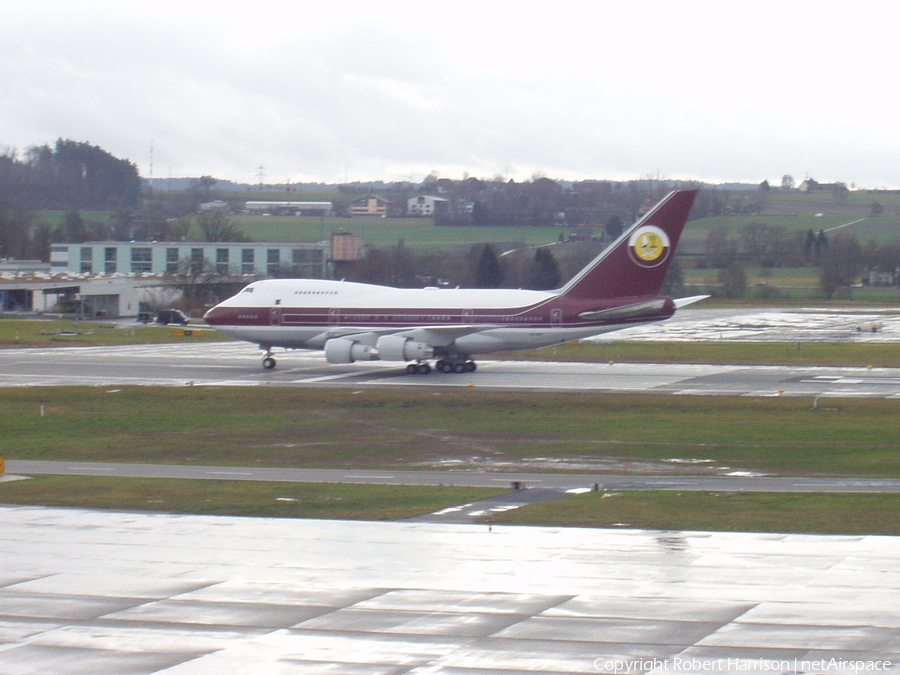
left=50, top=241, right=330, bottom=279
left=243, top=201, right=333, bottom=216
left=2, top=232, right=372, bottom=319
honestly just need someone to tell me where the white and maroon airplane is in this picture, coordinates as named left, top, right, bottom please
left=204, top=189, right=702, bottom=373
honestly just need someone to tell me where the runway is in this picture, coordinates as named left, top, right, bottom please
left=3, top=341, right=900, bottom=398
left=2, top=505, right=899, bottom=674
left=10, top=460, right=900, bottom=493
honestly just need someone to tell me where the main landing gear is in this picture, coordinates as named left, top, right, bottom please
left=405, top=359, right=477, bottom=375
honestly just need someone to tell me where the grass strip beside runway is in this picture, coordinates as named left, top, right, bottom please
left=0, top=318, right=226, bottom=347
left=2, top=477, right=899, bottom=534
left=4, top=387, right=900, bottom=477
left=0, top=475, right=504, bottom=520
left=498, top=340, right=900, bottom=367
left=490, top=489, right=900, bottom=536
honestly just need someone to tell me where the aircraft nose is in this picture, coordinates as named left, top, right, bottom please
left=203, top=306, right=223, bottom=325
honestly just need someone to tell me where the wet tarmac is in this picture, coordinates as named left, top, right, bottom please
left=609, top=307, right=900, bottom=343
left=1, top=505, right=898, bottom=674
left=4, top=341, right=900, bottom=398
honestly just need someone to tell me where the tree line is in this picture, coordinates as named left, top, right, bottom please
left=1, top=139, right=140, bottom=210
left=0, top=139, right=141, bottom=259
left=703, top=221, right=900, bottom=299
left=430, top=176, right=714, bottom=228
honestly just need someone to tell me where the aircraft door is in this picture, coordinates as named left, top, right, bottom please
left=270, top=307, right=283, bottom=325
left=551, top=308, right=563, bottom=324
left=328, top=308, right=340, bottom=326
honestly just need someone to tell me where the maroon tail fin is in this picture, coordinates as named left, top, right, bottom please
left=558, top=189, right=697, bottom=300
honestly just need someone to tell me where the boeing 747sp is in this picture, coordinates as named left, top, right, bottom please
left=204, top=189, right=702, bottom=373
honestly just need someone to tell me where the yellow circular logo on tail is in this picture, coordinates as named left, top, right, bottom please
left=628, top=225, right=670, bottom=268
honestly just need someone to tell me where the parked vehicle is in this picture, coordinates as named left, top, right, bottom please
left=155, top=309, right=189, bottom=325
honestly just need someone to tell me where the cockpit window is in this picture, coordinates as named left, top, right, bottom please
left=242, top=287, right=254, bottom=293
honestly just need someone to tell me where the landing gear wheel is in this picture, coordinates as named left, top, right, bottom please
left=436, top=357, right=475, bottom=374
left=418, top=363, right=431, bottom=375
left=406, top=363, right=419, bottom=375
left=406, top=363, right=432, bottom=375
left=262, top=356, right=277, bottom=370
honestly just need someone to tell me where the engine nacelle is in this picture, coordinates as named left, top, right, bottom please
left=324, top=338, right=378, bottom=364
left=375, top=335, right=434, bottom=362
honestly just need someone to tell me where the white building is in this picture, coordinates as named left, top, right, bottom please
left=407, top=195, right=448, bottom=216
left=51, top=241, right=330, bottom=279
left=0, top=274, right=177, bottom=318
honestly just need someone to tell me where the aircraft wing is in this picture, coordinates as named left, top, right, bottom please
left=323, top=325, right=495, bottom=347
left=399, top=325, right=498, bottom=347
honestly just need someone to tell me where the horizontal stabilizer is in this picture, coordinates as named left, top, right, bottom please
left=673, top=295, right=710, bottom=308
left=578, top=298, right=667, bottom=322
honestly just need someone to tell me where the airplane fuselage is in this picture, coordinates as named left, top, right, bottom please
left=205, top=278, right=674, bottom=353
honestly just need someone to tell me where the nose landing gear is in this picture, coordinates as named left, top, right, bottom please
left=260, top=345, right=277, bottom=370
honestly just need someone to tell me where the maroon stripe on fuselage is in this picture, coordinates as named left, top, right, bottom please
left=204, top=296, right=674, bottom=329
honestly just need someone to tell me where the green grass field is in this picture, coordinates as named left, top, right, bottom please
left=0, top=318, right=226, bottom=347
left=504, top=340, right=900, bottom=367
left=683, top=266, right=820, bottom=286
left=491, top=490, right=900, bottom=535
left=0, top=475, right=503, bottom=520
left=4, top=387, right=900, bottom=478
left=218, top=214, right=564, bottom=249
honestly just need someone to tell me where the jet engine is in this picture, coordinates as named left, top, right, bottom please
left=324, top=338, right=378, bottom=364
left=375, top=335, right=434, bottom=362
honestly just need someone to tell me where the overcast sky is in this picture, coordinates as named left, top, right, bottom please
left=3, top=1, right=899, bottom=187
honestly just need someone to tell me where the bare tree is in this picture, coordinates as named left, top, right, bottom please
left=197, top=212, right=248, bottom=242
left=705, top=224, right=738, bottom=268
left=819, top=234, right=862, bottom=298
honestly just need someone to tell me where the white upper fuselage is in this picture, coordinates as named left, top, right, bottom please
left=226, top=278, right=555, bottom=309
